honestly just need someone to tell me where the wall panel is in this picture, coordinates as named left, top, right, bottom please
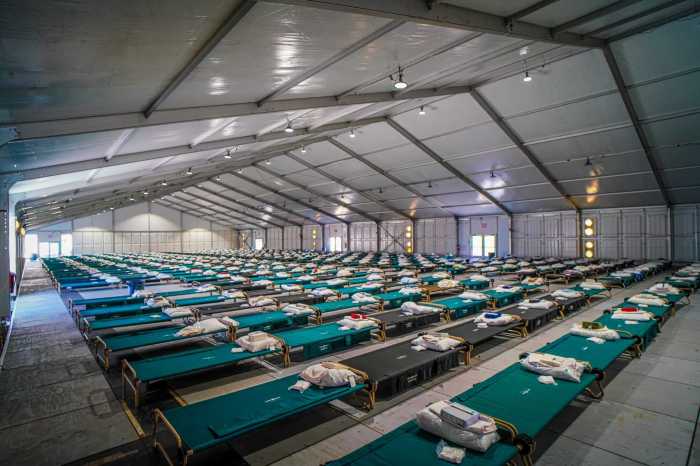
left=284, top=226, right=301, bottom=250
left=350, top=222, right=376, bottom=252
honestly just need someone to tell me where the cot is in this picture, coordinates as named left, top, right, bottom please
left=459, top=278, right=491, bottom=290
left=483, top=288, right=524, bottom=309
left=153, top=367, right=371, bottom=466
left=422, top=296, right=488, bottom=321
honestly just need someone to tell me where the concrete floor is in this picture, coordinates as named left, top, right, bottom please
left=0, top=263, right=697, bottom=466
left=0, top=262, right=138, bottom=466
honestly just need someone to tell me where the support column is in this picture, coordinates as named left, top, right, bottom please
left=575, top=210, right=582, bottom=258
left=321, top=225, right=326, bottom=252
left=300, top=226, right=304, bottom=251
left=264, top=228, right=269, bottom=250
left=375, top=222, right=381, bottom=253
left=455, top=217, right=461, bottom=256
left=346, top=223, right=351, bottom=252
left=410, top=218, right=416, bottom=254
left=281, top=227, right=285, bottom=250
left=668, top=206, right=673, bottom=262
left=0, top=178, right=12, bottom=318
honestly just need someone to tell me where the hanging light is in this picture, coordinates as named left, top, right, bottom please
left=284, top=121, right=294, bottom=133
left=523, top=70, right=532, bottom=83
left=490, top=170, right=496, bottom=178
left=129, top=196, right=135, bottom=202
left=235, top=168, right=243, bottom=174
left=215, top=175, right=222, bottom=181
left=224, top=149, right=232, bottom=159
left=585, top=157, right=592, bottom=166
left=418, top=106, right=426, bottom=116
left=186, top=167, right=193, bottom=175
left=393, top=67, right=407, bottom=89
left=349, top=129, right=356, bottom=138
left=265, top=159, right=271, bottom=165
left=143, top=190, right=149, bottom=195
left=378, top=187, right=383, bottom=194
left=161, top=180, right=168, bottom=186
left=427, top=181, right=432, bottom=188
left=301, top=146, right=307, bottom=153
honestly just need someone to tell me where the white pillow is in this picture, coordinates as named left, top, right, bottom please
left=416, top=401, right=499, bottom=453
left=337, top=317, right=377, bottom=330
left=300, top=363, right=363, bottom=387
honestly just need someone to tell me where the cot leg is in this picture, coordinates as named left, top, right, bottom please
left=153, top=409, right=192, bottom=466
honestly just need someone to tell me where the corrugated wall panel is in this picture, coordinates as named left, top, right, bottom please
left=284, top=226, right=301, bottom=250
left=303, top=225, right=322, bottom=251
left=266, top=228, right=283, bottom=250
left=672, top=206, right=697, bottom=262
left=416, top=218, right=457, bottom=255
left=350, top=222, right=376, bottom=252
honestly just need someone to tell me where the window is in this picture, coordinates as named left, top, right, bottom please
left=471, top=235, right=497, bottom=257
left=24, top=234, right=38, bottom=259
left=61, top=233, right=73, bottom=256
left=254, top=238, right=264, bottom=250
left=329, top=236, right=342, bottom=252
left=484, top=235, right=496, bottom=256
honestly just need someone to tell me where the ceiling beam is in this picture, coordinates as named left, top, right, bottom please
left=602, top=45, right=670, bottom=206
left=180, top=189, right=288, bottom=228
left=385, top=117, right=511, bottom=215
left=189, top=184, right=302, bottom=227
left=258, top=19, right=405, bottom=104
left=469, top=89, right=579, bottom=211
left=156, top=198, right=246, bottom=227
left=605, top=3, right=700, bottom=42
left=269, top=0, right=604, bottom=48
left=208, top=179, right=316, bottom=225
left=170, top=192, right=277, bottom=228
left=253, top=162, right=381, bottom=222
left=552, top=0, right=644, bottom=35
left=586, top=0, right=688, bottom=36
left=508, top=0, right=560, bottom=21
left=228, top=171, right=349, bottom=224
left=284, top=151, right=412, bottom=220
left=6, top=86, right=471, bottom=141
left=143, top=0, right=258, bottom=118
left=326, top=137, right=455, bottom=217
left=7, top=116, right=373, bottom=181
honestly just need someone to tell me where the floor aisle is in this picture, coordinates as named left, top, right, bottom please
left=0, top=261, right=138, bottom=466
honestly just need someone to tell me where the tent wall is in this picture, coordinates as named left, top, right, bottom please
left=29, top=202, right=235, bottom=254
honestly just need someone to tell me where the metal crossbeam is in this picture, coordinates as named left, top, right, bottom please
left=284, top=151, right=412, bottom=220
left=269, top=0, right=604, bottom=47
left=229, top=171, right=348, bottom=224
left=327, top=138, right=455, bottom=217
left=6, top=87, right=470, bottom=141
left=605, top=3, right=700, bottom=42
left=469, top=89, right=579, bottom=210
left=552, top=0, right=643, bottom=35
left=586, top=0, right=687, bottom=36
left=385, top=117, right=511, bottom=215
left=192, top=184, right=303, bottom=226
left=253, top=163, right=381, bottom=222
left=180, top=190, right=287, bottom=228
left=143, top=0, right=258, bottom=117
left=209, top=179, right=316, bottom=225
left=508, top=0, right=560, bottom=21
left=258, top=19, right=405, bottom=104
left=602, top=45, right=670, bottom=206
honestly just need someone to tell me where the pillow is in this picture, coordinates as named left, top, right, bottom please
left=337, top=316, right=377, bottom=330
left=400, top=301, right=439, bottom=315
left=520, top=352, right=589, bottom=383
left=236, top=332, right=280, bottom=352
left=410, top=333, right=461, bottom=352
left=300, top=362, right=363, bottom=387
left=416, top=401, right=499, bottom=453
left=163, top=307, right=194, bottom=318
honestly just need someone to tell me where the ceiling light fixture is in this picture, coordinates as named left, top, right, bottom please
left=235, top=168, right=243, bottom=174
left=129, top=196, right=135, bottom=202
left=186, top=168, right=193, bottom=175
left=285, top=121, right=294, bottom=133
left=418, top=106, right=426, bottom=116
left=490, top=170, right=496, bottom=178
left=349, top=129, right=356, bottom=138
left=161, top=180, right=168, bottom=186
left=143, top=191, right=149, bottom=196
left=393, top=67, right=407, bottom=89
left=224, top=149, right=233, bottom=159
left=585, top=157, right=592, bottom=166
left=523, top=70, right=532, bottom=83
left=427, top=181, right=432, bottom=189
left=215, top=175, right=222, bottom=181
left=265, top=159, right=271, bottom=165
left=379, top=187, right=383, bottom=194
left=300, top=146, right=307, bottom=153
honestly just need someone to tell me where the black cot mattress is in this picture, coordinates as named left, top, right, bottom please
left=445, top=318, right=524, bottom=347
left=341, top=341, right=463, bottom=399
left=373, top=309, right=442, bottom=338
left=501, top=299, right=562, bottom=332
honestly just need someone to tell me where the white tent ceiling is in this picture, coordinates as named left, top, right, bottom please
left=1, top=0, right=699, bottom=229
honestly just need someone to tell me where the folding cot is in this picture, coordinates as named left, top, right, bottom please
left=122, top=322, right=376, bottom=406
left=94, top=310, right=310, bottom=369
left=308, top=290, right=422, bottom=324
left=369, top=307, right=443, bottom=341
left=446, top=317, right=527, bottom=363
left=77, top=303, right=164, bottom=330
left=616, top=299, right=673, bottom=324
left=597, top=312, right=658, bottom=350
left=482, top=288, right=524, bottom=309
left=599, top=273, right=635, bottom=288
left=420, top=282, right=464, bottom=300
left=421, top=295, right=488, bottom=321
left=326, top=358, right=605, bottom=466
left=665, top=275, right=700, bottom=292
left=570, top=283, right=612, bottom=301
left=501, top=299, right=563, bottom=333
left=459, top=278, right=491, bottom=290
left=153, top=366, right=371, bottom=466
left=518, top=282, right=545, bottom=296
left=69, top=294, right=144, bottom=312
left=341, top=336, right=467, bottom=399
left=122, top=341, right=281, bottom=407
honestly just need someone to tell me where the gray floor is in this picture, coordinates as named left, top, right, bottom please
left=0, top=262, right=138, bottom=466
